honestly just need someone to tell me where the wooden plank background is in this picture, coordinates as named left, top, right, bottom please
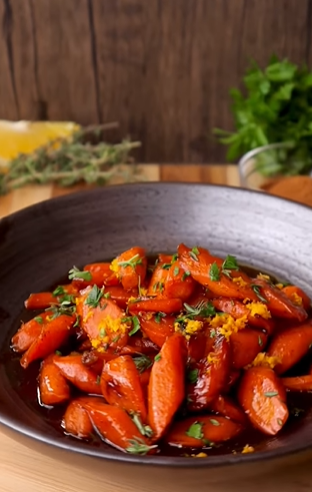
left=0, top=0, right=311, bottom=163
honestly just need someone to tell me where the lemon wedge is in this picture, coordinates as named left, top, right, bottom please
left=0, top=120, right=80, bottom=165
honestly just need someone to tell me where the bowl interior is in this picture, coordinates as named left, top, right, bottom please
left=1, top=182, right=312, bottom=468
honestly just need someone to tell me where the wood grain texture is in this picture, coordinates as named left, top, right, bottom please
left=0, top=0, right=311, bottom=162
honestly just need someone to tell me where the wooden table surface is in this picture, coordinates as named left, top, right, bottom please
left=1, top=164, right=311, bottom=492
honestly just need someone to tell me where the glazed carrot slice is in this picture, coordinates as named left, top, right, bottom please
left=208, top=395, right=247, bottom=425
left=24, top=284, right=78, bottom=310
left=11, top=311, right=52, bottom=353
left=147, top=263, right=169, bottom=297
left=177, top=244, right=258, bottom=301
left=252, top=279, right=307, bottom=322
left=63, top=399, right=93, bottom=439
left=126, top=335, right=159, bottom=354
left=231, top=328, right=268, bottom=370
left=148, top=333, right=187, bottom=439
left=53, top=354, right=102, bottom=395
left=158, top=254, right=174, bottom=264
left=20, top=314, right=75, bottom=369
left=76, top=288, right=129, bottom=351
left=188, top=336, right=231, bottom=411
left=138, top=313, right=175, bottom=348
left=163, top=261, right=196, bottom=301
left=72, top=263, right=119, bottom=289
left=83, top=399, right=153, bottom=453
left=282, top=285, right=311, bottom=312
left=104, top=285, right=139, bottom=309
left=39, top=356, right=70, bottom=406
left=129, top=298, right=183, bottom=314
left=238, top=367, right=288, bottom=435
left=268, top=321, right=312, bottom=374
left=282, top=375, right=312, bottom=391
left=212, top=298, right=274, bottom=334
left=101, top=355, right=147, bottom=420
left=111, top=247, right=147, bottom=291
left=186, top=331, right=209, bottom=363
left=166, top=415, right=243, bottom=448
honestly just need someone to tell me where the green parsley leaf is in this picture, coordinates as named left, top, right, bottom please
left=209, top=262, right=221, bottom=281
left=85, top=285, right=104, bottom=308
left=210, top=328, right=216, bottom=338
left=202, top=438, right=214, bottom=447
left=104, top=292, right=111, bottom=299
left=185, top=421, right=204, bottom=440
left=112, top=335, right=120, bottom=343
left=171, top=254, right=178, bottom=262
left=173, top=266, right=180, bottom=277
left=187, top=368, right=199, bottom=384
left=251, top=284, right=268, bottom=303
left=161, top=263, right=172, bottom=270
left=34, top=316, right=43, bottom=324
left=133, top=355, right=153, bottom=373
left=52, top=286, right=65, bottom=297
left=154, top=354, right=161, bottom=362
left=155, top=312, right=166, bottom=323
left=118, top=254, right=142, bottom=269
left=126, top=438, right=157, bottom=455
left=55, top=350, right=62, bottom=356
left=129, top=316, right=141, bottom=336
left=189, top=248, right=199, bottom=262
left=222, top=255, right=239, bottom=272
left=182, top=270, right=191, bottom=281
left=210, top=419, right=220, bottom=426
left=68, top=266, right=92, bottom=281
left=131, top=413, right=154, bottom=438
left=175, top=301, right=216, bottom=324
left=264, top=391, right=278, bottom=398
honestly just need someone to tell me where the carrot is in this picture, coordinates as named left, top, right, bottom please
left=147, top=262, right=169, bottom=297
left=281, top=375, right=312, bottom=391
left=126, top=334, right=159, bottom=354
left=24, top=284, right=78, bottom=310
left=252, top=279, right=307, bottom=322
left=112, top=247, right=147, bottom=291
left=20, top=314, right=75, bottom=369
left=139, top=313, right=175, bottom=348
left=129, top=298, right=183, bottom=315
left=101, top=355, right=147, bottom=420
left=72, top=263, right=119, bottom=290
left=231, top=328, right=268, bottom=370
left=76, top=288, right=129, bottom=350
left=104, top=285, right=139, bottom=309
left=38, top=356, right=70, bottom=406
left=158, top=254, right=174, bottom=264
left=282, top=285, right=311, bottom=312
left=148, top=333, right=187, bottom=439
left=177, top=244, right=258, bottom=301
left=82, top=398, right=154, bottom=453
left=166, top=415, right=243, bottom=448
left=208, top=395, right=247, bottom=425
left=267, top=321, right=312, bottom=374
left=11, top=311, right=52, bottom=353
left=53, top=354, right=102, bottom=395
left=63, top=399, right=93, bottom=439
left=188, top=336, right=231, bottom=411
left=186, top=331, right=209, bottom=363
left=163, top=260, right=196, bottom=301
left=212, top=298, right=274, bottom=334
left=238, top=367, right=288, bottom=435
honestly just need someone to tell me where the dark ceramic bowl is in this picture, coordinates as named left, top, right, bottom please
left=1, top=183, right=312, bottom=470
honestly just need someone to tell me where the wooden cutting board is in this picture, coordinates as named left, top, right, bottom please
left=1, top=163, right=311, bottom=492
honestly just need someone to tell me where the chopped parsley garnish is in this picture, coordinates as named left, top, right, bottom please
left=171, top=253, right=178, bottom=262
left=189, top=247, right=200, bottom=262
left=131, top=413, right=154, bottom=438
left=118, top=254, right=142, bottom=269
left=187, top=368, right=199, bottom=384
left=48, top=302, right=76, bottom=319
left=161, top=263, right=172, bottom=270
left=210, top=419, right=220, bottom=426
left=264, top=391, right=278, bottom=398
left=52, top=286, right=66, bottom=297
left=152, top=281, right=165, bottom=293
left=222, top=255, right=239, bottom=272
left=85, top=285, right=104, bottom=308
left=133, top=355, right=153, bottom=373
left=34, top=316, right=43, bottom=324
left=55, top=350, right=62, bottom=356
left=129, top=316, right=141, bottom=336
left=251, top=284, right=268, bottom=303
left=210, top=328, right=216, bottom=338
left=182, top=270, right=191, bottom=281
left=155, top=312, right=166, bottom=323
left=104, top=292, right=111, bottom=299
left=209, top=262, right=221, bottom=281
left=68, top=266, right=92, bottom=281
left=173, top=266, right=180, bottom=277
left=112, top=335, right=120, bottom=343
left=154, top=354, right=161, bottom=362
left=185, top=421, right=204, bottom=440
left=126, top=438, right=157, bottom=455
left=176, top=300, right=216, bottom=324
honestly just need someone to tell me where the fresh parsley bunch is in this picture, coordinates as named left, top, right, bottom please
left=215, top=55, right=312, bottom=176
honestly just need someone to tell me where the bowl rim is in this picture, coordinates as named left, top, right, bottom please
left=1, top=181, right=312, bottom=468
